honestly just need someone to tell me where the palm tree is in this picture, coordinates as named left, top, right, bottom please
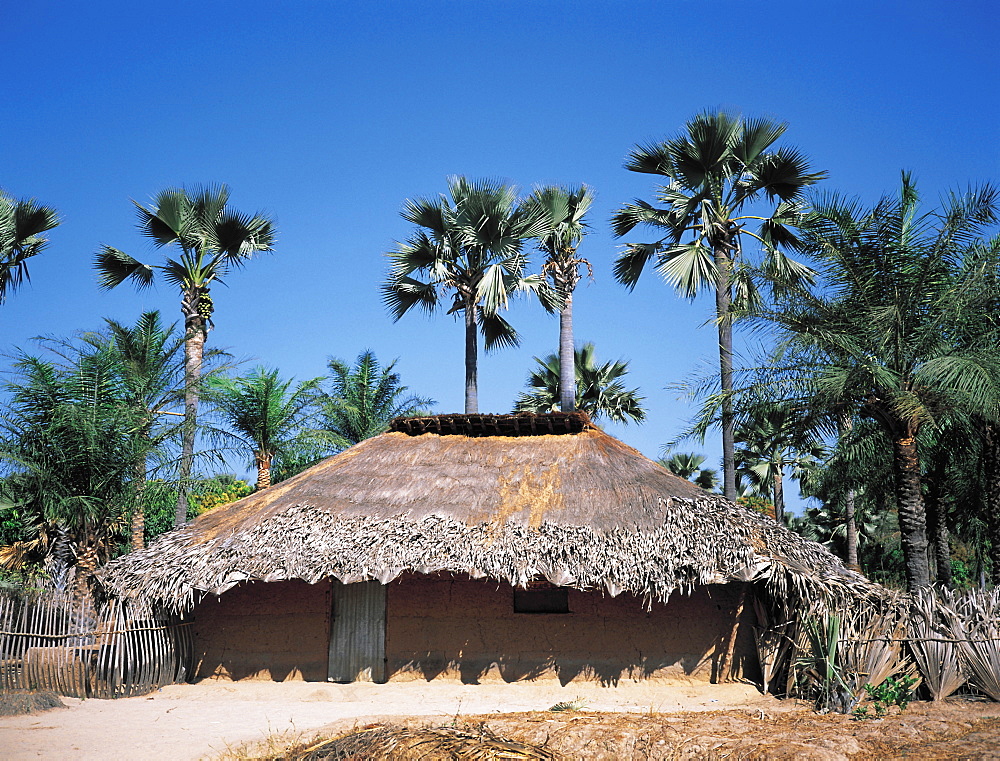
left=657, top=450, right=719, bottom=491
left=612, top=111, right=825, bottom=500
left=952, top=233, right=1000, bottom=585
left=322, top=351, right=434, bottom=447
left=0, top=348, right=146, bottom=593
left=522, top=185, right=595, bottom=412
left=733, top=403, right=825, bottom=525
left=206, top=367, right=323, bottom=490
left=766, top=175, right=1000, bottom=589
left=95, top=185, right=276, bottom=525
left=50, top=312, right=187, bottom=549
left=514, top=342, right=646, bottom=425
left=0, top=191, right=59, bottom=304
left=383, top=176, right=552, bottom=413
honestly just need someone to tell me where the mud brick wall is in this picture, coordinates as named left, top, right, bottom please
left=385, top=574, right=756, bottom=684
left=191, top=579, right=331, bottom=681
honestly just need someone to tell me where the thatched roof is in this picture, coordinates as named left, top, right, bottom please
left=100, top=413, right=883, bottom=611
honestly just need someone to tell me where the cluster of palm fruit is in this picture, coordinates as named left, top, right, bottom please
left=196, top=289, right=214, bottom=321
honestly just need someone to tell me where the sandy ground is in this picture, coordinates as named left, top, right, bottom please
left=0, top=679, right=775, bottom=760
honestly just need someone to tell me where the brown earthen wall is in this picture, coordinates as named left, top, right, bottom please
left=189, top=575, right=758, bottom=684
left=191, top=580, right=331, bottom=681
left=386, top=575, right=757, bottom=684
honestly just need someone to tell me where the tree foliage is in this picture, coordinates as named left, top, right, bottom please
left=96, top=184, right=276, bottom=526
left=613, top=111, right=825, bottom=499
left=0, top=191, right=59, bottom=305
left=321, top=351, right=434, bottom=448
left=383, top=176, right=552, bottom=413
left=514, top=343, right=646, bottom=425
left=206, top=367, right=323, bottom=490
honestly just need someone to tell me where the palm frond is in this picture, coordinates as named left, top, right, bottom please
left=94, top=247, right=154, bottom=290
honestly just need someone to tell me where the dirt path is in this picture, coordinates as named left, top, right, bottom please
left=0, top=680, right=775, bottom=760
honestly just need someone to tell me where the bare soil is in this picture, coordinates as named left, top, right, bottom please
left=0, top=680, right=997, bottom=760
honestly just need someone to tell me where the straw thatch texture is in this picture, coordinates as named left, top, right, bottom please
left=99, top=417, right=881, bottom=612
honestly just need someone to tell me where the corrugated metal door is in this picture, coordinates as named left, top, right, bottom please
left=328, top=580, right=386, bottom=682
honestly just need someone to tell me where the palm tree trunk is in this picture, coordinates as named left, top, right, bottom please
left=464, top=304, right=478, bottom=414
left=559, top=294, right=575, bottom=412
left=927, top=497, right=953, bottom=588
left=982, top=423, right=1000, bottom=586
left=924, top=457, right=953, bottom=587
left=255, top=453, right=271, bottom=491
left=837, top=415, right=859, bottom=571
left=74, top=541, right=99, bottom=598
left=844, top=488, right=859, bottom=571
left=892, top=432, right=931, bottom=590
left=772, top=468, right=785, bottom=525
left=176, top=296, right=205, bottom=526
left=131, top=428, right=151, bottom=550
left=716, top=582, right=748, bottom=683
left=714, top=242, right=736, bottom=501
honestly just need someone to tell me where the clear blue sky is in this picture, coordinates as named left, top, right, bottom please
left=3, top=1, right=998, bottom=497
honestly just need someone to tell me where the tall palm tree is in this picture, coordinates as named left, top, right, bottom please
left=0, top=191, right=59, bottom=304
left=514, top=342, right=646, bottom=424
left=322, top=351, right=434, bottom=447
left=206, top=367, right=322, bottom=490
left=522, top=185, right=595, bottom=412
left=383, top=176, right=552, bottom=413
left=613, top=111, right=825, bottom=499
left=766, top=175, right=1000, bottom=589
left=95, top=185, right=276, bottom=525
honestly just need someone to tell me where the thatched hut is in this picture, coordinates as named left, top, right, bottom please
left=100, top=413, right=880, bottom=686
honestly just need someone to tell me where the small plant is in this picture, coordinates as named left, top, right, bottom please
left=549, top=697, right=587, bottom=712
left=852, top=675, right=918, bottom=719
left=795, top=614, right=856, bottom=713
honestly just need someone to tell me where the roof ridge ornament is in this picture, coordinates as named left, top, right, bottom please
left=389, top=411, right=596, bottom=437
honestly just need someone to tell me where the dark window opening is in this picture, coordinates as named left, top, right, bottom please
left=514, top=586, right=570, bottom=614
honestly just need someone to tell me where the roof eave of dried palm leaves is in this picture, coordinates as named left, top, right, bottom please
left=99, top=413, right=884, bottom=612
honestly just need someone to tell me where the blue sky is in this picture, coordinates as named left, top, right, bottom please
left=3, top=1, right=998, bottom=497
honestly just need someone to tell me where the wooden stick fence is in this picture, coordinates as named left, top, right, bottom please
left=0, top=590, right=193, bottom=699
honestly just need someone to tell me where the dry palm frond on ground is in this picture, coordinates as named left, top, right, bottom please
left=0, top=690, right=65, bottom=716
left=282, top=723, right=563, bottom=760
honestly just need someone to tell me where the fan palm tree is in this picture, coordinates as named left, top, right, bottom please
left=0, top=191, right=59, bottom=304
left=766, top=174, right=1000, bottom=589
left=514, top=342, right=646, bottom=425
left=206, top=367, right=323, bottom=490
left=657, top=450, right=719, bottom=491
left=612, top=111, right=826, bottom=499
left=522, top=185, right=595, bottom=412
left=322, top=351, right=434, bottom=447
left=95, top=185, right=276, bottom=525
left=383, top=176, right=552, bottom=413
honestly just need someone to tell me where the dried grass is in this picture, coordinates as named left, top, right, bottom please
left=282, top=723, right=564, bottom=760
left=0, top=689, right=65, bottom=716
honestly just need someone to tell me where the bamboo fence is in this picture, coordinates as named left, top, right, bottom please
left=0, top=590, right=193, bottom=698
